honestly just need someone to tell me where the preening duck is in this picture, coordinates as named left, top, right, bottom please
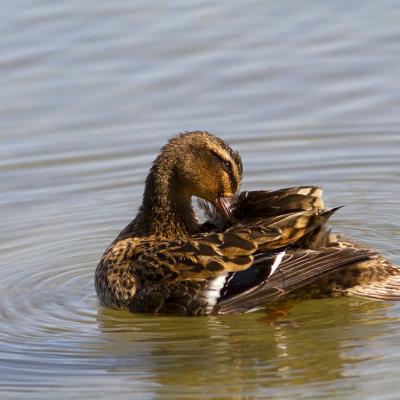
left=95, top=131, right=400, bottom=315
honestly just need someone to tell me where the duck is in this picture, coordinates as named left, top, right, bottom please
left=95, top=131, right=400, bottom=315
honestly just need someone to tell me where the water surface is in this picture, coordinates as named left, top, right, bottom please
left=1, top=1, right=400, bottom=399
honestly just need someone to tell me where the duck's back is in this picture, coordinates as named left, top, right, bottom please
left=226, top=187, right=400, bottom=302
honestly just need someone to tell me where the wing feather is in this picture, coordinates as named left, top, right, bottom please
left=215, top=247, right=376, bottom=314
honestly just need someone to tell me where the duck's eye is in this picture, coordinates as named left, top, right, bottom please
left=211, top=151, right=232, bottom=173
left=223, top=160, right=230, bottom=171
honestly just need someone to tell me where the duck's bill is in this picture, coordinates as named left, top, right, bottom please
left=213, top=196, right=235, bottom=223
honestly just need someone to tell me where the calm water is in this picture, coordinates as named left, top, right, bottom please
left=1, top=1, right=400, bottom=399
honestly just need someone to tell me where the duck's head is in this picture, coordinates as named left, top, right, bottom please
left=151, top=131, right=243, bottom=221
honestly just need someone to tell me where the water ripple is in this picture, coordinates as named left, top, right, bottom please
left=1, top=1, right=400, bottom=398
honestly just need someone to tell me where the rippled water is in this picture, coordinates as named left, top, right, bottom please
left=1, top=1, right=400, bottom=399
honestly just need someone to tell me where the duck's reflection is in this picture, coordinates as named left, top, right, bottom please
left=95, top=299, right=396, bottom=398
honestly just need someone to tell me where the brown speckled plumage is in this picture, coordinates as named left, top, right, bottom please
left=94, top=131, right=400, bottom=315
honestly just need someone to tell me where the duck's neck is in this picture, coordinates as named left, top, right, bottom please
left=132, top=160, right=199, bottom=239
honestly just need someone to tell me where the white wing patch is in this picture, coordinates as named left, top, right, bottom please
left=268, top=251, right=286, bottom=278
left=203, top=274, right=228, bottom=312
left=203, top=251, right=285, bottom=313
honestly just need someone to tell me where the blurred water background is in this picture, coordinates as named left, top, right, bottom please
left=1, top=1, right=400, bottom=399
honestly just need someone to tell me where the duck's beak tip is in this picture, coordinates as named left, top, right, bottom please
left=213, top=196, right=235, bottom=223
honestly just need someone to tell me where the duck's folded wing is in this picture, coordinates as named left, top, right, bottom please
left=229, top=206, right=341, bottom=250
left=200, top=187, right=338, bottom=250
left=231, top=186, right=325, bottom=220
left=198, top=186, right=325, bottom=231
left=215, top=247, right=377, bottom=314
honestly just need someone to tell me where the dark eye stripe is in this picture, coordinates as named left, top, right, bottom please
left=213, top=152, right=233, bottom=172
left=212, top=151, right=240, bottom=192
left=230, top=168, right=240, bottom=192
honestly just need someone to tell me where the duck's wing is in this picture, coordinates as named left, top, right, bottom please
left=131, top=228, right=374, bottom=315
left=228, top=206, right=341, bottom=250
left=198, top=186, right=324, bottom=231
left=224, top=187, right=342, bottom=251
left=231, top=186, right=325, bottom=220
left=215, top=247, right=376, bottom=314
left=199, top=187, right=338, bottom=252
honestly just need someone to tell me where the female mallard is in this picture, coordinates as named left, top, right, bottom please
left=95, top=131, right=400, bottom=315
